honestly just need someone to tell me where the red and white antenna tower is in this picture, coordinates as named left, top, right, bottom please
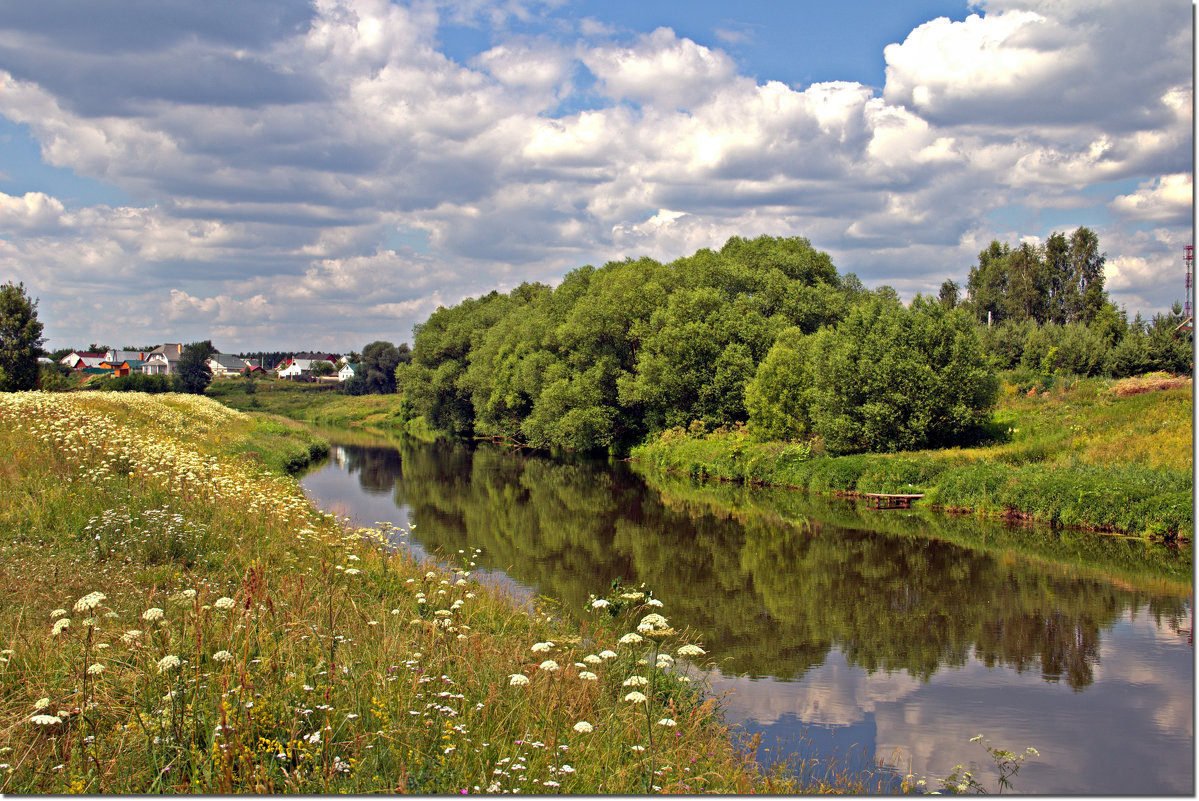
left=1185, top=244, right=1193, bottom=319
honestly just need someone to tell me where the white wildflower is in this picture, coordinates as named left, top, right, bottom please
left=619, top=632, right=643, bottom=645
left=50, top=609, right=67, bottom=619
left=509, top=674, right=530, bottom=686
left=578, top=671, right=598, bottom=681
left=86, top=663, right=105, bottom=676
left=657, top=718, right=677, bottom=727
left=677, top=644, right=706, bottom=657
left=34, top=698, right=50, bottom=711
left=538, top=660, right=560, bottom=672
left=214, top=597, right=236, bottom=610
left=530, top=642, right=554, bottom=653
left=590, top=599, right=610, bottom=609
left=622, top=676, right=649, bottom=687
left=156, top=655, right=181, bottom=673
left=142, top=608, right=165, bottom=622
left=573, top=721, right=593, bottom=733
left=73, top=592, right=106, bottom=613
left=51, top=618, right=70, bottom=636
left=624, top=691, right=647, bottom=704
left=30, top=714, right=62, bottom=726
left=213, top=650, right=234, bottom=663
left=599, top=650, right=618, bottom=660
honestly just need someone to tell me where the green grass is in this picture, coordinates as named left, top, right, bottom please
left=206, top=378, right=412, bottom=434
left=631, top=375, right=1193, bottom=538
left=0, top=391, right=830, bottom=794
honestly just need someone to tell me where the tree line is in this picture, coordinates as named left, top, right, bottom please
left=950, top=230, right=1190, bottom=378
left=387, top=230, right=1190, bottom=456
left=388, top=236, right=996, bottom=455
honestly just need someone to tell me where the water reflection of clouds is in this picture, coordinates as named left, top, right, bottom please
left=711, top=654, right=921, bottom=728
left=713, top=609, right=1192, bottom=795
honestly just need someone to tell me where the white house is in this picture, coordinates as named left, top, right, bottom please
left=338, top=362, right=359, bottom=381
left=142, top=343, right=185, bottom=375
left=277, top=358, right=315, bottom=378
left=207, top=353, right=250, bottom=378
left=105, top=348, right=149, bottom=364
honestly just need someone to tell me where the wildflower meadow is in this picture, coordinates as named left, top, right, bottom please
left=0, top=391, right=811, bottom=793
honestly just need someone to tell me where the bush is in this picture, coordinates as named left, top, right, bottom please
left=102, top=373, right=174, bottom=394
left=771, top=293, right=999, bottom=454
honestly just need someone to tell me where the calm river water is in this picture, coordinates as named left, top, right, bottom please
left=301, top=434, right=1194, bottom=795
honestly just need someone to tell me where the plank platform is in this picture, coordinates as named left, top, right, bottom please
left=862, top=492, right=924, bottom=510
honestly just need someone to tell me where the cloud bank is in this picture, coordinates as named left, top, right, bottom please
left=0, top=0, right=1190, bottom=350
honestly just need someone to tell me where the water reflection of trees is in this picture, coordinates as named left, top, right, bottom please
left=334, top=438, right=1190, bottom=689
left=334, top=444, right=404, bottom=494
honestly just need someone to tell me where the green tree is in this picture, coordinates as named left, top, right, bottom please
left=745, top=327, right=813, bottom=441
left=310, top=359, right=336, bottom=377
left=801, top=293, right=998, bottom=454
left=362, top=341, right=402, bottom=394
left=173, top=341, right=215, bottom=395
left=0, top=281, right=46, bottom=392
left=938, top=279, right=960, bottom=309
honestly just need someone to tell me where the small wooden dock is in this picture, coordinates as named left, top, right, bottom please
left=862, top=492, right=924, bottom=510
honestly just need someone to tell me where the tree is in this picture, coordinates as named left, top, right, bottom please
left=362, top=340, right=402, bottom=394
left=938, top=279, right=959, bottom=309
left=0, top=281, right=45, bottom=392
left=310, top=359, right=336, bottom=377
left=796, top=293, right=998, bottom=454
left=174, top=341, right=215, bottom=394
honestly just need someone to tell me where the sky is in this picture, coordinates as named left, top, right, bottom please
left=0, top=0, right=1192, bottom=353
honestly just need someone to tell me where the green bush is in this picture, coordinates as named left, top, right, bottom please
left=752, top=292, right=998, bottom=454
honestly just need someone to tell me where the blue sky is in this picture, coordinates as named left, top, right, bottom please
left=0, top=0, right=1191, bottom=352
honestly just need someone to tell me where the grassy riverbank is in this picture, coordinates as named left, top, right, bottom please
left=0, top=391, right=811, bottom=794
left=631, top=374, right=1193, bottom=539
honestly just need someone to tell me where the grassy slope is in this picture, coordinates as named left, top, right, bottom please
left=0, top=391, right=806, bottom=794
left=206, top=378, right=413, bottom=433
left=631, top=375, right=1194, bottom=538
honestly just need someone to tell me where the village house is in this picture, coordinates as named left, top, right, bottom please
left=60, top=351, right=107, bottom=370
left=276, top=353, right=337, bottom=379
left=207, top=353, right=251, bottom=378
left=337, top=362, right=359, bottom=382
left=142, top=343, right=185, bottom=375
left=97, top=359, right=147, bottom=377
left=104, top=348, right=150, bottom=365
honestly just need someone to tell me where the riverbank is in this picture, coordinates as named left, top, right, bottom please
left=0, top=391, right=810, bottom=794
left=630, top=374, right=1193, bottom=539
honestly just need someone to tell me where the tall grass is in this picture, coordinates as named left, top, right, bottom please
left=0, top=391, right=815, bottom=794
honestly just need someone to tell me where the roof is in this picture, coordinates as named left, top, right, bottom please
left=210, top=353, right=247, bottom=370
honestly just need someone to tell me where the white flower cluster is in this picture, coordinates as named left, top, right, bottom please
left=73, top=592, right=106, bottom=613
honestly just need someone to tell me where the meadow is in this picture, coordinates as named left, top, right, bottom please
left=631, top=374, right=1193, bottom=538
left=0, top=390, right=829, bottom=793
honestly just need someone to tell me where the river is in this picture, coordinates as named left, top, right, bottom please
left=300, top=433, right=1194, bottom=795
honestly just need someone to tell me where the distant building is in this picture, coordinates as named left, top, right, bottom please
left=143, top=343, right=185, bottom=375
left=60, top=351, right=106, bottom=370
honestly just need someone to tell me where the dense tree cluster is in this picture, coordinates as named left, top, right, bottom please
left=394, top=229, right=1188, bottom=455
left=745, top=293, right=998, bottom=453
left=396, top=235, right=999, bottom=454
left=965, top=227, right=1107, bottom=326
left=961, top=227, right=1191, bottom=378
